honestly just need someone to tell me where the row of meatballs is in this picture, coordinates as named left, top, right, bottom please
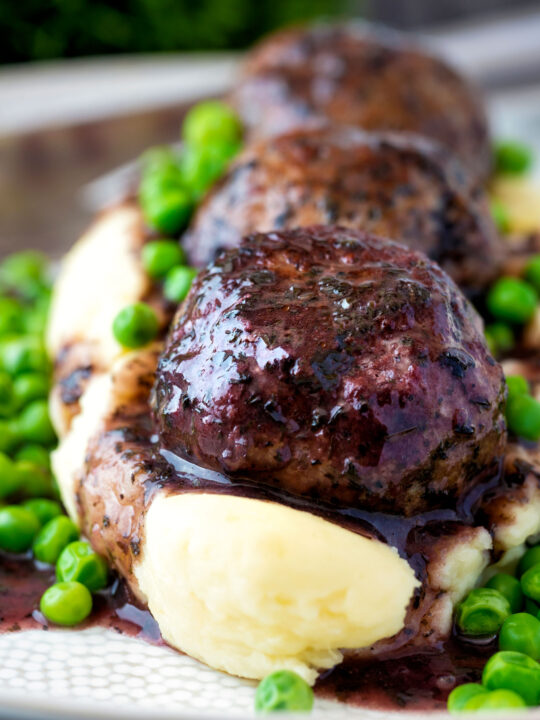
left=46, top=22, right=519, bottom=679
left=152, top=22, right=508, bottom=518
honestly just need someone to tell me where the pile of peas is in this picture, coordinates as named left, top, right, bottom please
left=486, top=139, right=534, bottom=352
left=447, top=140, right=540, bottom=715
left=490, top=139, right=533, bottom=236
left=483, top=141, right=540, bottom=441
left=0, top=251, right=109, bottom=625
left=112, top=100, right=243, bottom=349
left=448, top=543, right=540, bottom=713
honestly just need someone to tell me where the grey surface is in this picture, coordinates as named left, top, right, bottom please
left=364, top=0, right=540, bottom=29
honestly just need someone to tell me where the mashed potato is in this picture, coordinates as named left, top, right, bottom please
left=135, top=492, right=419, bottom=683
left=47, top=203, right=149, bottom=368
left=490, top=176, right=540, bottom=235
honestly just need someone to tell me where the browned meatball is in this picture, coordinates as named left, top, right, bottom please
left=183, top=126, right=501, bottom=296
left=154, top=226, right=506, bottom=516
left=230, top=23, right=491, bottom=184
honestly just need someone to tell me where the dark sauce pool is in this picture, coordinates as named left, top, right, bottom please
left=316, top=635, right=494, bottom=711
left=1, top=547, right=493, bottom=712
left=0, top=550, right=161, bottom=643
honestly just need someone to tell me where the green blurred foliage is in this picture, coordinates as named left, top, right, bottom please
left=0, top=0, right=348, bottom=64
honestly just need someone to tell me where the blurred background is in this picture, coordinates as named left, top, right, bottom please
left=2, top=0, right=540, bottom=63
left=1, top=0, right=540, bottom=254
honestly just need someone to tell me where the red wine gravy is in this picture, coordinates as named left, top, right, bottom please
left=315, top=635, right=494, bottom=711
left=0, top=550, right=161, bottom=643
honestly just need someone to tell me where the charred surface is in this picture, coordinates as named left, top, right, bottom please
left=231, top=23, right=491, bottom=183
left=184, top=127, right=500, bottom=296
left=156, top=227, right=507, bottom=516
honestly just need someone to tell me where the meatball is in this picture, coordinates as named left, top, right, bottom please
left=154, top=226, right=506, bottom=516
left=183, top=126, right=501, bottom=296
left=230, top=23, right=491, bottom=184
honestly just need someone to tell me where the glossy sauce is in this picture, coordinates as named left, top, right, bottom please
left=316, top=634, right=494, bottom=711
left=0, top=550, right=161, bottom=643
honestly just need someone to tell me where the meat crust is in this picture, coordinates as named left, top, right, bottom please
left=155, top=226, right=507, bottom=515
left=184, top=127, right=500, bottom=296
left=230, top=23, right=491, bottom=183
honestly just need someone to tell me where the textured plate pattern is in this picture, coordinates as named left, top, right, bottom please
left=0, top=628, right=394, bottom=719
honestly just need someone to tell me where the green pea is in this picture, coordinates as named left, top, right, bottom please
left=0, top=370, right=15, bottom=416
left=491, top=199, right=511, bottom=234
left=486, top=574, right=523, bottom=613
left=0, top=250, right=48, bottom=283
left=14, top=460, right=53, bottom=498
left=483, top=650, right=540, bottom=706
left=183, top=100, right=242, bottom=149
left=50, top=480, right=60, bottom=503
left=139, top=148, right=183, bottom=184
left=499, top=613, right=540, bottom=659
left=40, top=581, right=92, bottom=626
left=0, top=251, right=50, bottom=300
left=23, top=498, right=62, bottom=527
left=519, top=546, right=540, bottom=577
left=254, top=670, right=314, bottom=713
left=143, top=187, right=193, bottom=236
left=23, top=292, right=51, bottom=338
left=112, top=302, right=159, bottom=349
left=456, top=588, right=511, bottom=636
left=522, top=563, right=540, bottom=604
left=0, top=419, right=19, bottom=453
left=32, top=515, right=79, bottom=564
left=526, top=598, right=540, bottom=616
left=0, top=297, right=23, bottom=337
left=447, top=683, right=487, bottom=714
left=485, top=323, right=514, bottom=356
left=464, top=688, right=526, bottom=712
left=140, top=146, right=180, bottom=174
left=180, top=141, right=240, bottom=198
left=56, top=541, right=108, bottom=592
left=139, top=155, right=193, bottom=235
left=15, top=444, right=51, bottom=469
left=0, top=505, right=40, bottom=552
left=487, top=277, right=538, bottom=325
left=13, top=373, right=49, bottom=408
left=141, top=240, right=186, bottom=279
left=23, top=310, right=48, bottom=338
left=163, top=266, right=197, bottom=304
left=16, top=399, right=56, bottom=445
left=506, top=375, right=529, bottom=400
left=0, top=452, right=20, bottom=499
left=506, top=393, right=540, bottom=442
left=0, top=336, right=49, bottom=376
left=525, top=255, right=540, bottom=294
left=494, top=140, right=533, bottom=176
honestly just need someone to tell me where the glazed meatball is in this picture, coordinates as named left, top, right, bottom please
left=154, top=226, right=506, bottom=516
left=183, top=126, right=501, bottom=296
left=230, top=23, right=491, bottom=184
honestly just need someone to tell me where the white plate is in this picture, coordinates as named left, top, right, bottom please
left=2, top=62, right=540, bottom=720
left=0, top=628, right=439, bottom=719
